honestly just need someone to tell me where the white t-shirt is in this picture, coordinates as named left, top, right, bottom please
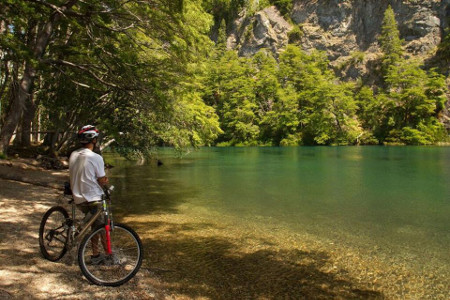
left=69, top=148, right=106, bottom=204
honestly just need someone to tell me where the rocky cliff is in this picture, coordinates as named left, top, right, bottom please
left=223, top=0, right=449, bottom=129
left=226, top=0, right=449, bottom=78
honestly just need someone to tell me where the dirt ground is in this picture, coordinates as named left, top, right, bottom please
left=0, top=161, right=167, bottom=299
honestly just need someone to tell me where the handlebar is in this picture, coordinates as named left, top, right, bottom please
left=103, top=185, right=114, bottom=199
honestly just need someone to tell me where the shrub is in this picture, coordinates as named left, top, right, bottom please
left=401, top=127, right=431, bottom=145
left=350, top=51, right=365, bottom=64
left=280, top=134, right=301, bottom=146
left=270, top=0, right=293, bottom=16
left=288, top=24, right=303, bottom=44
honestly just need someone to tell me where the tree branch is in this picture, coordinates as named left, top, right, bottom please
left=46, top=59, right=119, bottom=88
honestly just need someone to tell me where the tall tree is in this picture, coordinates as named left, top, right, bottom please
left=379, top=5, right=403, bottom=77
left=278, top=45, right=361, bottom=145
left=377, top=5, right=448, bottom=144
left=384, top=60, right=447, bottom=144
left=204, top=50, right=259, bottom=145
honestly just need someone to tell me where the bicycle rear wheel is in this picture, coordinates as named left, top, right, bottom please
left=78, top=223, right=143, bottom=286
left=39, top=206, right=70, bottom=261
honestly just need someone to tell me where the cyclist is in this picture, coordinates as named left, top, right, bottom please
left=69, top=125, right=109, bottom=264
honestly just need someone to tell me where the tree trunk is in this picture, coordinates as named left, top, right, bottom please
left=0, top=61, right=10, bottom=108
left=49, top=129, right=60, bottom=158
left=21, top=92, right=39, bottom=146
left=32, top=106, right=40, bottom=142
left=0, top=62, right=32, bottom=153
left=0, top=0, right=79, bottom=154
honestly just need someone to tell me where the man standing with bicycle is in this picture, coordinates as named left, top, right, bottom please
left=69, top=125, right=109, bottom=264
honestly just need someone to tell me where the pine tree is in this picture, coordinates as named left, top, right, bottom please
left=379, top=5, right=403, bottom=76
left=217, top=19, right=228, bottom=49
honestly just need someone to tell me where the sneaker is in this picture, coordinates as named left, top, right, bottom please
left=90, top=254, right=106, bottom=265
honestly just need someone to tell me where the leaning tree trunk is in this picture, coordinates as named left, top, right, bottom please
left=0, top=62, right=33, bottom=153
left=0, top=0, right=79, bottom=154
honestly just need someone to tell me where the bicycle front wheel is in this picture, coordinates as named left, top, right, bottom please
left=39, top=206, right=70, bottom=261
left=78, top=223, right=143, bottom=286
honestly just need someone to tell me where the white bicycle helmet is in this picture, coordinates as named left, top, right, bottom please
left=77, top=125, right=99, bottom=144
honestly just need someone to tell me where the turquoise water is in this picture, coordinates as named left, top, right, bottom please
left=107, top=146, right=450, bottom=272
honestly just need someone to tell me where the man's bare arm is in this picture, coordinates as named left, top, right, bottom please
left=98, top=176, right=109, bottom=187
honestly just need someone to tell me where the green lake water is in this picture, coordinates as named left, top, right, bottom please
left=106, top=146, right=450, bottom=294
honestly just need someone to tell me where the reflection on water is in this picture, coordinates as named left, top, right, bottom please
left=105, top=147, right=450, bottom=298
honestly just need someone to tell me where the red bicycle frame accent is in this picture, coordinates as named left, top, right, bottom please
left=105, top=220, right=112, bottom=255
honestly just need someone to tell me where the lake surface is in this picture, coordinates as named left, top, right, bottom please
left=106, top=147, right=450, bottom=298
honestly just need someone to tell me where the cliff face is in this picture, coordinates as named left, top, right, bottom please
left=227, top=0, right=449, bottom=77
left=292, top=0, right=447, bottom=57
left=224, top=0, right=449, bottom=129
left=228, top=6, right=293, bottom=57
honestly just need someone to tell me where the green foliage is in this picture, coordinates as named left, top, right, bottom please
left=269, top=0, right=293, bottom=16
left=437, top=26, right=450, bottom=62
left=204, top=50, right=257, bottom=145
left=287, top=24, right=303, bottom=44
left=0, top=152, right=6, bottom=159
left=350, top=51, right=365, bottom=64
left=355, top=86, right=383, bottom=143
left=381, top=59, right=448, bottom=144
left=217, top=19, right=228, bottom=47
left=279, top=46, right=362, bottom=145
left=379, top=5, right=403, bottom=75
left=202, top=0, right=246, bottom=24
left=400, top=122, right=446, bottom=145
left=204, top=45, right=371, bottom=146
left=261, top=85, right=301, bottom=146
left=1, top=0, right=220, bottom=157
left=164, top=91, right=222, bottom=149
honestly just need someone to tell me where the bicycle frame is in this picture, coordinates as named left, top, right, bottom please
left=67, top=187, right=114, bottom=253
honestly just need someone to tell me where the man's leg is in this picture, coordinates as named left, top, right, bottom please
left=78, top=202, right=104, bottom=257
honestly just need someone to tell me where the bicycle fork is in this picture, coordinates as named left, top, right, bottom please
left=102, top=197, right=113, bottom=255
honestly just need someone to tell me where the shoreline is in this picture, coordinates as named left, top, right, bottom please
left=1, top=158, right=448, bottom=299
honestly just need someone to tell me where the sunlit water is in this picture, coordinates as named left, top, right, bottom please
left=106, top=147, right=450, bottom=295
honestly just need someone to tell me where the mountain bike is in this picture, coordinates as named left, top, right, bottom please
left=38, top=183, right=143, bottom=286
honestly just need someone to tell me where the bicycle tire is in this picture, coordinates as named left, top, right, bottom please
left=78, top=223, right=143, bottom=286
left=39, top=206, right=70, bottom=261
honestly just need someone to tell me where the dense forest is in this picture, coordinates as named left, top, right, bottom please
left=0, top=0, right=449, bottom=159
